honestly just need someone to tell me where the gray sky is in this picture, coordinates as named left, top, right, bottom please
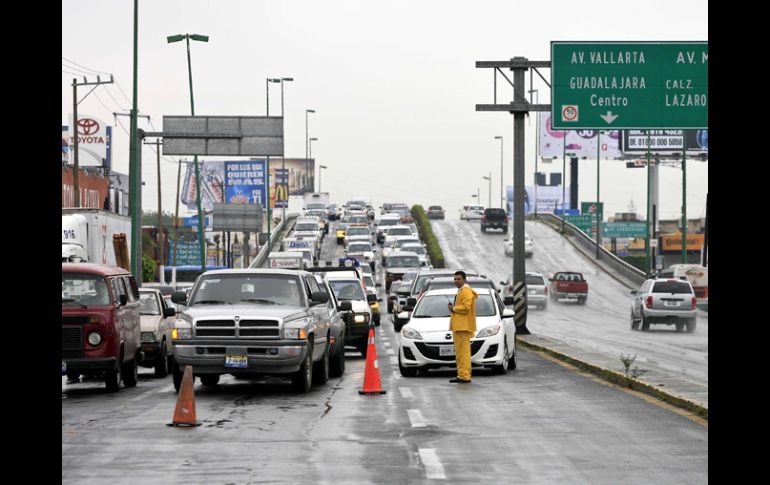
left=62, top=0, right=708, bottom=221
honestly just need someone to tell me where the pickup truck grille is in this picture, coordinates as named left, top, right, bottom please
left=194, top=318, right=281, bottom=339
left=62, top=326, right=83, bottom=358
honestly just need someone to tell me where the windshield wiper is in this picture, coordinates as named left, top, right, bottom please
left=239, top=298, right=277, bottom=305
left=193, top=300, right=230, bottom=305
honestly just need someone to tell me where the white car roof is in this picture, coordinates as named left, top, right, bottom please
left=422, top=287, right=493, bottom=297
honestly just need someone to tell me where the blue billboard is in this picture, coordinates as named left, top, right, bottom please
left=225, top=160, right=266, bottom=207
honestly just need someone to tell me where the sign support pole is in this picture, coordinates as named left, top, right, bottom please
left=682, top=141, right=688, bottom=263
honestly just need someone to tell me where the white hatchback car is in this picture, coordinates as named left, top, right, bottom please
left=398, top=288, right=516, bottom=376
left=460, top=204, right=485, bottom=220
left=504, top=233, right=534, bottom=257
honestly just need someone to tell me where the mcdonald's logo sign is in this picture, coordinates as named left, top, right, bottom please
left=275, top=183, right=288, bottom=202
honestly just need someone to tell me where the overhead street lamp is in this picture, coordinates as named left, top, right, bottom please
left=494, top=136, right=503, bottom=209
left=278, top=77, right=294, bottom=221
left=309, top=137, right=319, bottom=191
left=306, top=109, right=316, bottom=192
left=167, top=32, right=209, bottom=273
left=319, top=165, right=328, bottom=192
left=482, top=174, right=492, bottom=209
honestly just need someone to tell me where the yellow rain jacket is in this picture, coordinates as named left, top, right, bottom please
left=450, top=284, right=478, bottom=332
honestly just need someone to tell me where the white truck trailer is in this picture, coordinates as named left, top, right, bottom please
left=62, top=208, right=132, bottom=266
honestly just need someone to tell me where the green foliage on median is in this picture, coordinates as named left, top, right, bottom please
left=411, top=205, right=445, bottom=268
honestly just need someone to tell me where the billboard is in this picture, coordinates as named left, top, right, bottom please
left=274, top=168, right=289, bottom=209
left=621, top=129, right=708, bottom=153
left=660, top=233, right=705, bottom=252
left=539, top=113, right=622, bottom=159
left=507, top=185, right=569, bottom=216
left=181, top=161, right=225, bottom=212
left=65, top=115, right=112, bottom=167
left=224, top=160, right=266, bottom=207
left=271, top=158, right=315, bottom=197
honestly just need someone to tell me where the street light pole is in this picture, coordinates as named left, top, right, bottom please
left=306, top=109, right=315, bottom=192
left=319, top=165, right=327, bottom=192
left=528, top=90, right=539, bottom=217
left=265, top=77, right=281, bottom=252
left=494, top=136, right=503, bottom=209
left=482, top=174, right=491, bottom=209
left=309, top=138, right=318, bottom=191
left=278, top=77, right=294, bottom=221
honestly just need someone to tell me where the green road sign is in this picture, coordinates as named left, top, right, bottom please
left=551, top=42, right=708, bottom=129
left=565, top=214, right=594, bottom=235
left=602, top=222, right=647, bottom=238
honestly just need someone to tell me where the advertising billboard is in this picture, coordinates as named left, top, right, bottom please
left=660, top=233, right=705, bottom=252
left=507, top=185, right=569, bottom=216
left=181, top=161, right=225, bottom=212
left=273, top=168, right=289, bottom=209
left=271, top=158, right=315, bottom=197
left=65, top=115, right=112, bottom=167
left=620, top=129, right=708, bottom=153
left=539, top=113, right=622, bottom=159
left=224, top=160, right=266, bottom=207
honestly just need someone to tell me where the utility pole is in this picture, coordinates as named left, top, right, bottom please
left=682, top=137, right=688, bottom=264
left=143, top=138, right=164, bottom=270
left=128, top=0, right=141, bottom=282
left=173, top=160, right=186, bottom=267
left=71, top=75, right=114, bottom=207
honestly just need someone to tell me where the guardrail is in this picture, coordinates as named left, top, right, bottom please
left=532, top=213, right=646, bottom=286
left=250, top=213, right=300, bottom=269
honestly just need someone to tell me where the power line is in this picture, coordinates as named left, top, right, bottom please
left=62, top=56, right=110, bottom=76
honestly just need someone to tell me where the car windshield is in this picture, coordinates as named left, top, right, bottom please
left=387, top=228, right=412, bottom=236
left=62, top=273, right=111, bottom=306
left=364, top=276, right=375, bottom=287
left=295, top=223, right=319, bottom=231
left=347, top=227, right=369, bottom=236
left=387, top=256, right=420, bottom=267
left=348, top=243, right=372, bottom=253
left=139, top=292, right=161, bottom=315
left=402, top=245, right=426, bottom=255
left=395, top=239, right=420, bottom=247
left=652, top=281, right=693, bottom=294
left=429, top=206, right=442, bottom=211
left=189, top=274, right=304, bottom=306
left=378, top=218, right=399, bottom=226
left=413, top=294, right=496, bottom=318
left=413, top=274, right=452, bottom=294
left=329, top=280, right=366, bottom=301
left=349, top=217, right=368, bottom=224
left=526, top=275, right=545, bottom=286
left=306, top=203, right=325, bottom=210
left=402, top=271, right=419, bottom=284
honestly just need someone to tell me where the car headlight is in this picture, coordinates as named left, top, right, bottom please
left=284, top=328, right=308, bottom=339
left=401, top=327, right=423, bottom=340
left=353, top=313, right=370, bottom=323
left=476, top=325, right=501, bottom=338
left=87, top=331, right=102, bottom=346
left=172, top=319, right=192, bottom=340
left=141, top=332, right=157, bottom=343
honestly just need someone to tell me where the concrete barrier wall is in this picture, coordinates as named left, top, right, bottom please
left=251, top=214, right=299, bottom=269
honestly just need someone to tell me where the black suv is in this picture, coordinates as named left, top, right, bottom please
left=426, top=205, right=445, bottom=220
left=481, top=208, right=508, bottom=233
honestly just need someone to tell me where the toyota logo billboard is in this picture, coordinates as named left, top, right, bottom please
left=65, top=114, right=112, bottom=168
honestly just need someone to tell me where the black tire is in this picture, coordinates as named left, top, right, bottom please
left=508, top=339, right=517, bottom=370
left=292, top=342, right=314, bottom=393
left=329, top=335, right=346, bottom=378
left=387, top=301, right=394, bottom=313
left=686, top=318, right=696, bottom=333
left=374, top=313, right=381, bottom=326
left=200, top=374, right=220, bottom=386
left=398, top=353, right=418, bottom=377
left=154, top=343, right=169, bottom=378
left=313, top=341, right=330, bottom=385
left=493, top=340, right=510, bottom=375
left=105, top=360, right=121, bottom=393
left=541, top=302, right=548, bottom=310
left=502, top=228, right=508, bottom=234
left=122, top=356, right=138, bottom=388
left=167, top=353, right=175, bottom=375
left=641, top=314, right=650, bottom=331
left=481, top=226, right=487, bottom=233
left=394, top=320, right=404, bottom=332
left=172, top=363, right=183, bottom=393
left=630, top=312, right=640, bottom=330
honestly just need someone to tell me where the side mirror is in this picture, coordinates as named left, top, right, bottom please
left=311, top=291, right=329, bottom=304
left=630, top=290, right=638, bottom=295
left=338, top=301, right=353, bottom=311
left=118, top=294, right=128, bottom=306
left=163, top=307, right=177, bottom=318
left=171, top=291, right=188, bottom=304
left=367, top=293, right=377, bottom=303
left=548, top=278, right=554, bottom=282
left=502, top=308, right=515, bottom=318
left=503, top=296, right=515, bottom=306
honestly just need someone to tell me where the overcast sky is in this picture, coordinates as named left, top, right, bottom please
left=62, top=0, right=708, bottom=221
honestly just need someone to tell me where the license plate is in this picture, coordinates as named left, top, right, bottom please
left=439, top=346, right=455, bottom=356
left=61, top=361, right=67, bottom=375
left=528, top=289, right=537, bottom=295
left=664, top=301, right=681, bottom=307
left=225, top=355, right=248, bottom=368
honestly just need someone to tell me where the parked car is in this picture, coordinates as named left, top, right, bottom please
left=138, top=289, right=177, bottom=377
left=549, top=272, right=588, bottom=304
left=502, top=272, right=548, bottom=310
left=62, top=263, right=142, bottom=392
left=397, top=288, right=517, bottom=376
left=480, top=208, right=508, bottom=233
left=170, top=269, right=336, bottom=393
left=426, top=205, right=445, bottom=220
left=630, top=278, right=698, bottom=332
left=460, top=204, right=485, bottom=220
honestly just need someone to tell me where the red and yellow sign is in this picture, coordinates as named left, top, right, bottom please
left=660, top=233, right=704, bottom=252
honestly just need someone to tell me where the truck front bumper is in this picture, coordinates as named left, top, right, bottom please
left=172, top=339, right=309, bottom=375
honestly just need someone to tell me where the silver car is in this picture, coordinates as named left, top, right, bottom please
left=630, top=278, right=698, bottom=332
left=502, top=272, right=548, bottom=310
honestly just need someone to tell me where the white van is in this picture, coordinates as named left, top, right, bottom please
left=460, top=204, right=485, bottom=220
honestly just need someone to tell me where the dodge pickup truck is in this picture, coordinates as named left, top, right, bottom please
left=170, top=269, right=339, bottom=393
left=548, top=272, right=588, bottom=305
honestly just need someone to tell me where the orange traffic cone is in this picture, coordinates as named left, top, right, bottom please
left=359, top=325, right=386, bottom=395
left=168, top=365, right=201, bottom=427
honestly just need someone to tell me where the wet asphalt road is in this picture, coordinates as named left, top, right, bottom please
left=62, top=219, right=707, bottom=484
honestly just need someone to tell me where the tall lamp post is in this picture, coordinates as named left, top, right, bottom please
left=278, top=77, right=294, bottom=221
left=309, top=137, right=319, bottom=191
left=167, top=32, right=209, bottom=273
left=482, top=174, right=492, bottom=209
left=305, top=109, right=315, bottom=191
left=494, top=136, right=503, bottom=208
left=528, top=89, right=539, bottom=216
left=265, top=77, right=281, bottom=250
left=319, top=165, right=328, bottom=192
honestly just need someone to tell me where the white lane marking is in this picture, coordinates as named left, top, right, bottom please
left=389, top=356, right=398, bottom=364
left=418, top=448, right=446, bottom=480
left=399, top=387, right=414, bottom=398
left=393, top=371, right=401, bottom=380
left=407, top=409, right=427, bottom=428
left=383, top=342, right=392, bottom=347
left=386, top=349, right=395, bottom=355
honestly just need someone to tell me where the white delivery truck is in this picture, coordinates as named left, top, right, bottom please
left=304, top=192, right=330, bottom=211
left=266, top=252, right=304, bottom=270
left=62, top=208, right=132, bottom=265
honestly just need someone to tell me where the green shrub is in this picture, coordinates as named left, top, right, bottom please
left=142, top=253, right=158, bottom=282
left=411, top=205, right=445, bottom=268
left=620, top=255, right=647, bottom=272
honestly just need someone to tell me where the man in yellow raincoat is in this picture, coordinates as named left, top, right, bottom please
left=447, top=270, right=477, bottom=383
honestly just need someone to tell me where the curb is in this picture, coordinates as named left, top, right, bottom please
left=517, top=336, right=708, bottom=420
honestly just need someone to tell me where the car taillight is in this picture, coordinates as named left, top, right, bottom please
left=691, top=297, right=697, bottom=310
left=645, top=296, right=653, bottom=308
left=544, top=287, right=548, bottom=295
left=508, top=285, right=513, bottom=293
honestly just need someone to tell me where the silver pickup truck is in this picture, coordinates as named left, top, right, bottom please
left=170, top=269, right=346, bottom=393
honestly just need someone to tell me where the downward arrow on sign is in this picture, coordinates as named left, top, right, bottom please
left=600, top=111, right=619, bottom=124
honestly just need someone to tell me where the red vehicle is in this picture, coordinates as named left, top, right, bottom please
left=548, top=272, right=588, bottom=305
left=62, top=263, right=142, bottom=392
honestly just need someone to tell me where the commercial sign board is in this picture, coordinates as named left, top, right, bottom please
left=601, top=222, right=647, bottom=238
left=621, top=129, right=708, bottom=153
left=660, top=233, right=705, bottom=252
left=64, top=116, right=112, bottom=167
left=162, top=116, right=283, bottom=156
left=211, top=203, right=263, bottom=232
left=181, top=161, right=225, bottom=212
left=183, top=214, right=212, bottom=229
left=506, top=185, right=567, bottom=216
left=274, top=168, right=289, bottom=209
left=224, top=160, right=266, bottom=207
left=167, top=240, right=200, bottom=266
left=539, top=113, right=622, bottom=158
left=551, top=42, right=708, bottom=129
